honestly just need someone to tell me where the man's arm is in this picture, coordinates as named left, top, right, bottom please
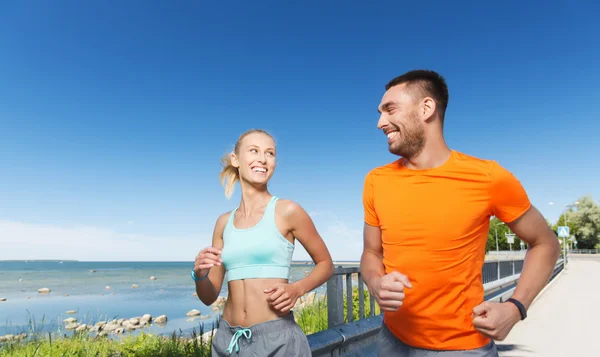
left=360, top=223, right=385, bottom=294
left=507, top=205, right=560, bottom=310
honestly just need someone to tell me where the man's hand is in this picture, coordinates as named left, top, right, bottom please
left=371, top=271, right=412, bottom=311
left=264, top=283, right=302, bottom=313
left=472, top=301, right=522, bottom=341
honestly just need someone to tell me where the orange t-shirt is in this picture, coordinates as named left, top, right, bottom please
left=362, top=150, right=531, bottom=350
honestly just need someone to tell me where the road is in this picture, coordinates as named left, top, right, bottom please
left=497, top=255, right=600, bottom=357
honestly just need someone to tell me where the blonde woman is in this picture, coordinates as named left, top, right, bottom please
left=192, top=129, right=334, bottom=356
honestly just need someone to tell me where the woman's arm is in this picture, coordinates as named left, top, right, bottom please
left=264, top=200, right=334, bottom=312
left=194, top=213, right=228, bottom=306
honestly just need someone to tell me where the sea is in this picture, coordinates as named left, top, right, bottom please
left=0, top=260, right=329, bottom=337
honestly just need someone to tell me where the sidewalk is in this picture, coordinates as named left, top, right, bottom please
left=497, top=256, right=600, bottom=357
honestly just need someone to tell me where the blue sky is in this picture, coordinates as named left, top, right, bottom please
left=1, top=1, right=598, bottom=261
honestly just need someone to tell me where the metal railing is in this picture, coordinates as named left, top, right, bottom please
left=570, top=249, right=599, bottom=254
left=307, top=258, right=565, bottom=356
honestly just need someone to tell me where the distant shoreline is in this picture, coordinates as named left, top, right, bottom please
left=0, top=260, right=361, bottom=264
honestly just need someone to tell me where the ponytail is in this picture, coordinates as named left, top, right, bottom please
left=219, top=152, right=239, bottom=199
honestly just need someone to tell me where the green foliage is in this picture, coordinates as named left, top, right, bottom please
left=486, top=195, right=600, bottom=251
left=0, top=329, right=213, bottom=357
left=558, top=195, right=600, bottom=249
left=296, top=287, right=380, bottom=335
left=296, top=295, right=329, bottom=335
left=486, top=216, right=526, bottom=252
left=343, top=286, right=380, bottom=322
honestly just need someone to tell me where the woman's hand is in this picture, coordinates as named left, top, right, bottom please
left=264, top=283, right=303, bottom=313
left=194, top=246, right=222, bottom=278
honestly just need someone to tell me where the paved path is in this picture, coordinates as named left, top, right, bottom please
left=497, top=255, right=600, bottom=357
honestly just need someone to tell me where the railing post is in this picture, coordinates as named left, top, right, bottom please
left=358, top=274, right=365, bottom=320
left=512, top=260, right=515, bottom=276
left=497, top=261, right=500, bottom=281
left=327, top=266, right=344, bottom=328
left=346, top=273, right=353, bottom=323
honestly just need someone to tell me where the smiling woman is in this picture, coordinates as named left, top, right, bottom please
left=190, top=129, right=334, bottom=357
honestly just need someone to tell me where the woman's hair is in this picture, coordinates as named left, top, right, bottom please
left=220, top=129, right=274, bottom=199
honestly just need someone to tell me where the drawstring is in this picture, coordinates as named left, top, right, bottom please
left=225, top=328, right=252, bottom=354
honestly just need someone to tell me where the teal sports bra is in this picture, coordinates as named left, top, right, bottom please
left=221, top=196, right=295, bottom=282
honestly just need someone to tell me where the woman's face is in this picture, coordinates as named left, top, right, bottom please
left=232, top=132, right=276, bottom=186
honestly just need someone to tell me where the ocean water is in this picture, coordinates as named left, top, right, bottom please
left=0, top=261, right=321, bottom=337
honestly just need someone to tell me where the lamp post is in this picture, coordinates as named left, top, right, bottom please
left=494, top=221, right=505, bottom=253
left=561, top=201, right=579, bottom=266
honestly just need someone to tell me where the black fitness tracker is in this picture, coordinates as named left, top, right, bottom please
left=506, top=298, right=527, bottom=320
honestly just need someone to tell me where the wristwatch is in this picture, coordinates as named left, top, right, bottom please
left=506, top=298, right=527, bottom=320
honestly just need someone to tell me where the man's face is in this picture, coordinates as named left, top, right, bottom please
left=377, top=84, right=425, bottom=158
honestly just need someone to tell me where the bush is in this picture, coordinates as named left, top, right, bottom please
left=0, top=329, right=213, bottom=357
left=296, top=286, right=380, bottom=335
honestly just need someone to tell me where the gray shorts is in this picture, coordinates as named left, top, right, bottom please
left=211, top=312, right=311, bottom=356
left=377, top=322, right=499, bottom=357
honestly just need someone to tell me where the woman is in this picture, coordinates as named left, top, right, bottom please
left=192, top=129, right=334, bottom=356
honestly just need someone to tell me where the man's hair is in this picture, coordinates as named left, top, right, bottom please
left=385, top=69, right=449, bottom=120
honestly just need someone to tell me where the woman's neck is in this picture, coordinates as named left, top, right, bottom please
left=237, top=182, right=271, bottom=218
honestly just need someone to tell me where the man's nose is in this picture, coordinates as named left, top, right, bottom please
left=377, top=114, right=388, bottom=130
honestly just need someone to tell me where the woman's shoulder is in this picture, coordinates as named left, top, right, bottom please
left=214, top=211, right=233, bottom=229
left=274, top=197, right=309, bottom=219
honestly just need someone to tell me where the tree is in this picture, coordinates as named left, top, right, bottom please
left=568, top=195, right=600, bottom=249
left=486, top=216, right=526, bottom=252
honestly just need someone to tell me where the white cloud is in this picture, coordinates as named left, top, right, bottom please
left=0, top=215, right=364, bottom=263
left=294, top=212, right=363, bottom=262
left=0, top=220, right=207, bottom=261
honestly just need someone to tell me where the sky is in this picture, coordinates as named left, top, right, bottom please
left=1, top=0, right=598, bottom=261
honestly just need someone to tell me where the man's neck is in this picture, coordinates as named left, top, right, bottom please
left=403, top=140, right=452, bottom=170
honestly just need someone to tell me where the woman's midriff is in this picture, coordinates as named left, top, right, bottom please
left=220, top=278, right=292, bottom=327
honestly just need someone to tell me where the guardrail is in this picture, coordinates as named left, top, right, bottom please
left=307, top=258, right=565, bottom=356
left=570, top=249, right=599, bottom=254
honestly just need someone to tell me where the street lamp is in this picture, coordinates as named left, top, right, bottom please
left=494, top=221, right=505, bottom=253
left=560, top=201, right=580, bottom=266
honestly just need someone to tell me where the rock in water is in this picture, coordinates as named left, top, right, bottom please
left=186, top=309, right=201, bottom=317
left=65, top=323, right=79, bottom=330
left=154, top=315, right=167, bottom=324
left=65, top=310, right=76, bottom=314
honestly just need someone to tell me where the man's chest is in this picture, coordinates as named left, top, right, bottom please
left=373, top=175, right=490, bottom=248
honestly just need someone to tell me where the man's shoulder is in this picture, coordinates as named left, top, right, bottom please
left=365, top=160, right=402, bottom=177
left=452, top=150, right=499, bottom=176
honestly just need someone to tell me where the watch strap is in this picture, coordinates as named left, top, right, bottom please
left=506, top=297, right=527, bottom=320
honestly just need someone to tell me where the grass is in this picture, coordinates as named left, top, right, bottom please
left=0, top=327, right=215, bottom=357
left=296, top=286, right=381, bottom=335
left=1, top=288, right=380, bottom=356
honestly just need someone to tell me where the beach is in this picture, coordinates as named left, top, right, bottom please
left=0, top=260, right=327, bottom=338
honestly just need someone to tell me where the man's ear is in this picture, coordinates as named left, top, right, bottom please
left=421, top=97, right=437, bottom=122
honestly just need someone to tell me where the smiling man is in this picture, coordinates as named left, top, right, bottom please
left=359, top=69, right=560, bottom=356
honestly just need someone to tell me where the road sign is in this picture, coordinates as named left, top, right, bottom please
left=505, top=233, right=515, bottom=244
left=558, top=226, right=570, bottom=238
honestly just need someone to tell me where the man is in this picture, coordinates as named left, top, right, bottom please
left=360, top=69, right=560, bottom=356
